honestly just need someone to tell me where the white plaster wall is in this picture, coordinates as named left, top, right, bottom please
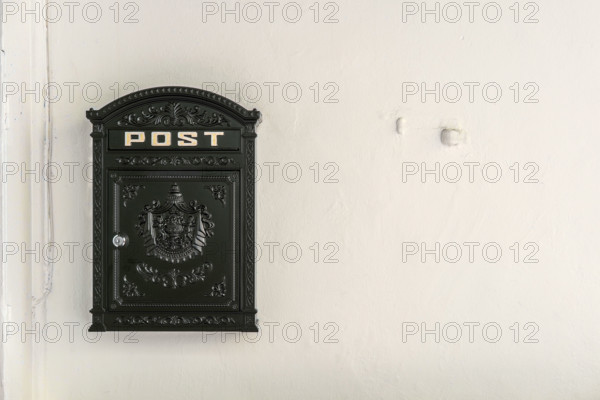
left=3, top=0, right=600, bottom=398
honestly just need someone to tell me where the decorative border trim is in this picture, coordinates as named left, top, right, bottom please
left=89, top=126, right=106, bottom=331
left=244, top=129, right=256, bottom=310
left=115, top=155, right=235, bottom=167
left=114, top=315, right=237, bottom=326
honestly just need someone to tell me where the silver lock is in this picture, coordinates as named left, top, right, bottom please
left=112, top=234, right=128, bottom=248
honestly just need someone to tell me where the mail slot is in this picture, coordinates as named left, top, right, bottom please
left=86, top=86, right=260, bottom=331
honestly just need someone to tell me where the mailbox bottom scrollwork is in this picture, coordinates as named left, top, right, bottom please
left=106, top=313, right=258, bottom=332
left=135, top=262, right=213, bottom=289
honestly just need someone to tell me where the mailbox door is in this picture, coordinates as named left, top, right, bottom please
left=108, top=170, right=239, bottom=311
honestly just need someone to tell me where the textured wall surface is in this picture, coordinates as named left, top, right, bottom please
left=2, top=0, right=600, bottom=399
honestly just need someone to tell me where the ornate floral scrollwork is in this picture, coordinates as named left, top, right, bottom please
left=122, top=184, right=145, bottom=207
left=135, top=183, right=214, bottom=263
left=116, top=102, right=230, bottom=127
left=122, top=275, right=145, bottom=297
left=136, top=262, right=213, bottom=289
left=208, top=277, right=227, bottom=297
left=206, top=185, right=226, bottom=206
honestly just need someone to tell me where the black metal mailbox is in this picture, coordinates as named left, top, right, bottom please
left=86, top=87, right=260, bottom=331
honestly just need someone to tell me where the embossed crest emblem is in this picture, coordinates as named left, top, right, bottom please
left=136, top=183, right=214, bottom=263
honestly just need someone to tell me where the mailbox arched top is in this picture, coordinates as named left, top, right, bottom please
left=86, top=86, right=261, bottom=125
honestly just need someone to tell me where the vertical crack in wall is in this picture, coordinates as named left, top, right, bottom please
left=31, top=1, right=54, bottom=318
left=30, top=4, right=53, bottom=399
